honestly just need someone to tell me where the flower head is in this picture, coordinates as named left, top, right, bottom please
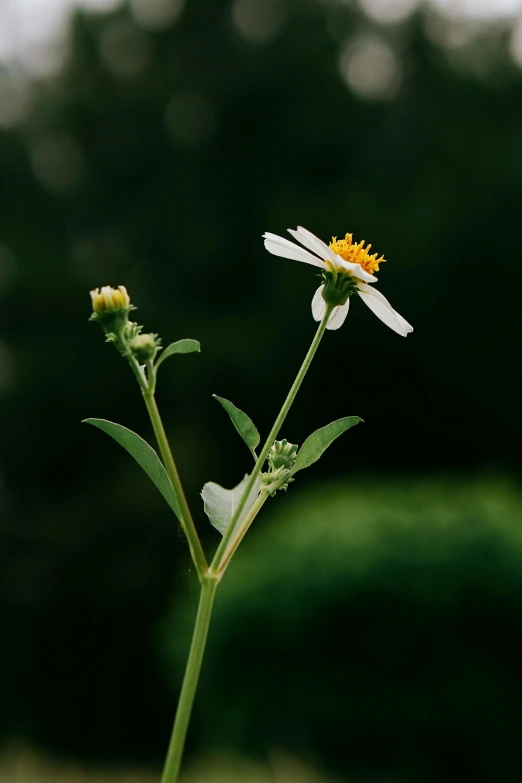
left=262, top=226, right=412, bottom=336
left=90, top=285, right=130, bottom=317
left=328, top=233, right=384, bottom=278
left=89, top=285, right=135, bottom=342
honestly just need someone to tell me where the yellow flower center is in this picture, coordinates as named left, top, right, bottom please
left=328, top=233, right=385, bottom=277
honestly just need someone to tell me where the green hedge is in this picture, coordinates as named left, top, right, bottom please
left=162, top=476, right=522, bottom=783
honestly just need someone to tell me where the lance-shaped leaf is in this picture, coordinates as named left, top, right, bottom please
left=292, top=416, right=362, bottom=474
left=202, top=474, right=260, bottom=536
left=213, top=395, right=260, bottom=458
left=156, top=339, right=201, bottom=369
left=84, top=418, right=181, bottom=520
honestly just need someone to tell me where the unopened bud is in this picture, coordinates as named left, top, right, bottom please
left=268, top=439, right=298, bottom=471
left=261, top=439, right=299, bottom=496
left=89, top=285, right=133, bottom=334
left=90, top=285, right=130, bottom=316
left=128, top=333, right=160, bottom=363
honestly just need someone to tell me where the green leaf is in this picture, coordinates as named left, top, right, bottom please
left=213, top=395, right=260, bottom=457
left=292, top=416, right=363, bottom=473
left=83, top=418, right=181, bottom=520
left=201, top=474, right=260, bottom=536
left=156, top=339, right=201, bottom=368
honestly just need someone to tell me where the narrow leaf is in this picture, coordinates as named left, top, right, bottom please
left=202, top=474, right=260, bottom=536
left=84, top=418, right=181, bottom=520
left=213, top=395, right=260, bottom=456
left=293, top=416, right=362, bottom=473
left=156, top=339, right=201, bottom=368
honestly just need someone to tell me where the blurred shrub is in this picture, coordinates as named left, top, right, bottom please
left=163, top=475, right=522, bottom=783
left=0, top=745, right=157, bottom=783
left=0, top=746, right=336, bottom=783
left=183, top=753, right=340, bottom=783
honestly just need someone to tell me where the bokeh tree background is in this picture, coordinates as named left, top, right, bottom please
left=2, top=0, right=522, bottom=780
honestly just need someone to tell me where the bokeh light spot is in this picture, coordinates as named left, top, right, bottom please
left=100, top=20, right=152, bottom=77
left=130, top=0, right=185, bottom=32
left=339, top=35, right=401, bottom=100
left=232, top=0, right=287, bottom=45
left=360, top=0, right=419, bottom=24
left=430, top=0, right=522, bottom=20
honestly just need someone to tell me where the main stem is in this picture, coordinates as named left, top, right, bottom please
left=157, top=305, right=332, bottom=782
left=143, top=391, right=208, bottom=580
left=160, top=577, right=218, bottom=783
left=211, top=304, right=333, bottom=574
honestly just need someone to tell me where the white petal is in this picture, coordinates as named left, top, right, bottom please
left=363, top=286, right=412, bottom=334
left=335, top=257, right=377, bottom=283
left=287, top=226, right=337, bottom=264
left=392, top=309, right=413, bottom=334
left=311, top=286, right=350, bottom=329
left=263, top=233, right=325, bottom=268
left=311, top=285, right=327, bottom=322
left=326, top=299, right=350, bottom=330
left=357, top=283, right=413, bottom=337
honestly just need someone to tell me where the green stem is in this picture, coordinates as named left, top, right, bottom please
left=211, top=304, right=333, bottom=575
left=217, top=490, right=270, bottom=575
left=143, top=390, right=208, bottom=580
left=161, top=577, right=218, bottom=783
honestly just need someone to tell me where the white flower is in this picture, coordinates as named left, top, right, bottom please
left=262, top=226, right=413, bottom=336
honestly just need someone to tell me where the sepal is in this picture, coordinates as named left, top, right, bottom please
left=321, top=269, right=359, bottom=307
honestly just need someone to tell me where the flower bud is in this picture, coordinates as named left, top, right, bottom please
left=90, top=285, right=130, bottom=316
left=128, top=333, right=160, bottom=363
left=268, top=439, right=298, bottom=471
left=261, top=439, right=299, bottom=496
left=89, top=285, right=133, bottom=334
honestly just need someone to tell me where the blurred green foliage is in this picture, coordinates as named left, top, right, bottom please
left=1, top=0, right=522, bottom=772
left=164, top=475, right=522, bottom=783
left=0, top=746, right=335, bottom=783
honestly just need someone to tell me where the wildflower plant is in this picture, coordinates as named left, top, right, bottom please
left=85, top=228, right=412, bottom=783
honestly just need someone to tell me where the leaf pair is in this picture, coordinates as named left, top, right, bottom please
left=85, top=402, right=362, bottom=544
left=214, top=392, right=362, bottom=476
left=208, top=392, right=362, bottom=536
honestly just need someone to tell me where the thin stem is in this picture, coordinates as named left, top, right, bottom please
left=161, top=577, right=218, bottom=783
left=217, top=490, right=270, bottom=575
left=210, top=304, right=333, bottom=575
left=143, top=390, right=208, bottom=580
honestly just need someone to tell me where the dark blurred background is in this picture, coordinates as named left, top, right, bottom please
left=1, top=0, right=522, bottom=780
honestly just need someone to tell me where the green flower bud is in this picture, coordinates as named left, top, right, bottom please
left=262, top=439, right=299, bottom=496
left=128, top=333, right=160, bottom=363
left=268, top=439, right=298, bottom=471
